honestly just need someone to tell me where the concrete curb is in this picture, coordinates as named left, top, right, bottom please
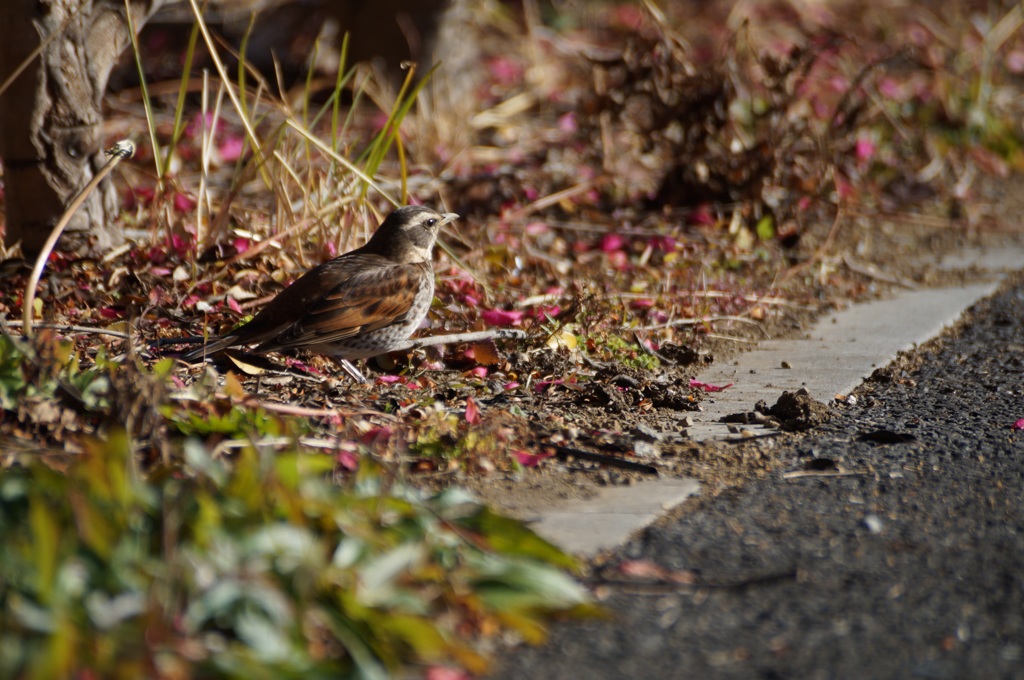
left=529, top=246, right=1023, bottom=557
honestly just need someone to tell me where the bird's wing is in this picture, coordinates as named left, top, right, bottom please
left=259, top=259, right=429, bottom=351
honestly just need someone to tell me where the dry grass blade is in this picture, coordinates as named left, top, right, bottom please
left=22, top=140, right=135, bottom=337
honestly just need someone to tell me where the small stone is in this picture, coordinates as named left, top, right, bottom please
left=863, top=514, right=884, bottom=534
left=634, top=423, right=664, bottom=442
left=781, top=360, right=792, bottom=369
left=634, top=440, right=661, bottom=459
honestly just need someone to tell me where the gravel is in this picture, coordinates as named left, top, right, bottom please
left=488, top=274, right=1024, bottom=680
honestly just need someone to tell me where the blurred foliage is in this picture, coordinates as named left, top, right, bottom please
left=0, top=433, right=593, bottom=678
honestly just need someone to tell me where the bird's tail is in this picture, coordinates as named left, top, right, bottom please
left=178, top=335, right=238, bottom=363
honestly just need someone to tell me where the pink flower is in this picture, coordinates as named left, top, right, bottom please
left=1013, top=418, right=1024, bottom=430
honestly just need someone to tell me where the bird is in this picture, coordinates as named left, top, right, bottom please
left=178, top=205, right=458, bottom=377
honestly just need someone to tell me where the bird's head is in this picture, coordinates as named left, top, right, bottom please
left=364, top=205, right=458, bottom=263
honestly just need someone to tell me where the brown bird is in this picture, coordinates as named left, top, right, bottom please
left=179, top=205, right=457, bottom=374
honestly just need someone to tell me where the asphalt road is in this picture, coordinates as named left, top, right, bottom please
left=489, top=273, right=1024, bottom=680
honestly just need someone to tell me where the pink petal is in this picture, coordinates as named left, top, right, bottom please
left=878, top=77, right=903, bottom=99
left=361, top=426, right=393, bottom=446
left=504, top=381, right=520, bottom=390
left=218, top=135, right=245, bottom=162
left=689, top=378, right=733, bottom=392
left=487, top=56, right=524, bottom=85
left=834, top=173, right=856, bottom=200
left=426, top=667, right=473, bottom=680
left=600, top=233, right=626, bottom=253
left=689, top=204, right=715, bottom=226
left=607, top=250, right=629, bottom=270
left=336, top=451, right=359, bottom=471
left=534, top=379, right=563, bottom=393
left=532, top=305, right=560, bottom=319
left=619, top=559, right=668, bottom=579
left=1014, top=418, right=1024, bottom=430
left=514, top=450, right=554, bottom=467
left=465, top=396, right=481, bottom=425
left=481, top=309, right=525, bottom=327
left=173, top=192, right=197, bottom=213
left=855, top=136, right=876, bottom=163
left=227, top=296, right=243, bottom=314
left=377, top=375, right=402, bottom=384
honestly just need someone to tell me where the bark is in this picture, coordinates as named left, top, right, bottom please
left=0, top=0, right=162, bottom=256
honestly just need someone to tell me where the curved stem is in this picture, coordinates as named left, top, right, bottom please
left=22, top=139, right=135, bottom=337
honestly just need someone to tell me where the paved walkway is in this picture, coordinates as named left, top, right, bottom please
left=490, top=272, right=1024, bottom=679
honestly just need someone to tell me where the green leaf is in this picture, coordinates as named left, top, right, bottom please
left=461, top=507, right=578, bottom=570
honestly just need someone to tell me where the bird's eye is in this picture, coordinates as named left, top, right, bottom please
left=426, top=218, right=437, bottom=227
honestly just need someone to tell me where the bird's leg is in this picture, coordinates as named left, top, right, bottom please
left=337, top=359, right=367, bottom=383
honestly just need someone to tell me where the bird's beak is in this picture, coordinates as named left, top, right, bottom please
left=440, top=212, right=459, bottom=225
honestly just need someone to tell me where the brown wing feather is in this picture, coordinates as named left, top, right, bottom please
left=256, top=260, right=426, bottom=351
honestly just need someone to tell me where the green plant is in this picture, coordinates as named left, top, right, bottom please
left=0, top=433, right=593, bottom=679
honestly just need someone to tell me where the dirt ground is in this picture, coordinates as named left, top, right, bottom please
left=389, top=177, right=1024, bottom=519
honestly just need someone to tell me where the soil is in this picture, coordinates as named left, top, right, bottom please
left=442, top=204, right=1024, bottom=520
left=198, top=185, right=1023, bottom=523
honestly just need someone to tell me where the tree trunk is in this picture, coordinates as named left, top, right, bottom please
left=0, top=0, right=162, bottom=256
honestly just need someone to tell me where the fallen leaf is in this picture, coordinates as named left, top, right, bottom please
left=514, top=450, right=553, bottom=467
left=465, top=396, right=481, bottom=425
left=481, top=309, right=525, bottom=327
left=689, top=378, right=733, bottom=392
